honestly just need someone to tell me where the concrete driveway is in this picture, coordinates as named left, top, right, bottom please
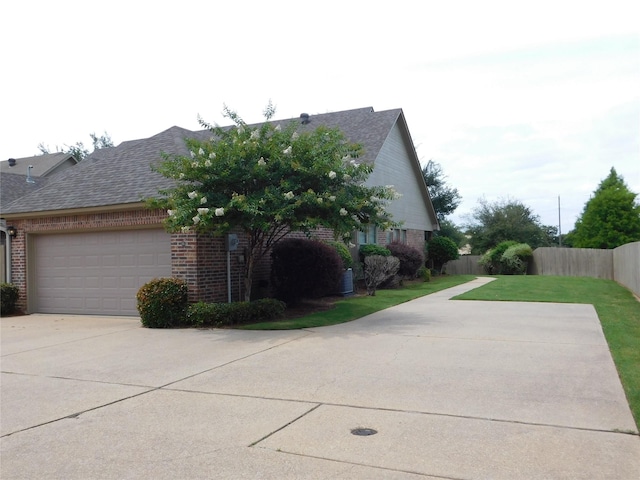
left=2, top=277, right=639, bottom=479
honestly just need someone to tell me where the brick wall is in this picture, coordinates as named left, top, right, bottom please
left=8, top=208, right=431, bottom=312
left=7, top=208, right=169, bottom=312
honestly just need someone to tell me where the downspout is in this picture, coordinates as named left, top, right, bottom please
left=6, top=233, right=11, bottom=282
left=0, top=226, right=10, bottom=283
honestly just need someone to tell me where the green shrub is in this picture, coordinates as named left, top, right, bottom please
left=1, top=283, right=19, bottom=315
left=386, top=241, right=424, bottom=278
left=426, top=236, right=460, bottom=272
left=136, top=278, right=189, bottom=328
left=271, top=238, right=343, bottom=304
left=417, top=266, right=431, bottom=282
left=186, top=298, right=286, bottom=327
left=249, top=298, right=287, bottom=322
left=359, top=244, right=391, bottom=260
left=327, top=241, right=353, bottom=269
left=501, top=243, right=533, bottom=275
left=479, top=240, right=519, bottom=274
left=186, top=301, right=225, bottom=327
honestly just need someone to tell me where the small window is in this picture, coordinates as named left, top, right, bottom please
left=401, top=229, right=407, bottom=243
left=358, top=224, right=377, bottom=245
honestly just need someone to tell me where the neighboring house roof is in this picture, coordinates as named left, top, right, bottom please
left=0, top=173, right=49, bottom=208
left=1, top=108, right=437, bottom=227
left=0, top=152, right=78, bottom=177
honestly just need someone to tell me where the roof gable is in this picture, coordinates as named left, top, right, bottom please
left=0, top=152, right=78, bottom=177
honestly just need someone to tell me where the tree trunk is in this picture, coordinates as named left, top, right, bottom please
left=243, top=252, right=254, bottom=302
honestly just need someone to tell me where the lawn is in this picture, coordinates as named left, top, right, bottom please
left=453, top=275, right=640, bottom=431
left=240, top=275, right=477, bottom=330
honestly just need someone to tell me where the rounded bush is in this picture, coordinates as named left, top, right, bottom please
left=1, top=283, right=19, bottom=315
left=386, top=241, right=424, bottom=278
left=271, top=238, right=343, bottom=304
left=427, top=236, right=460, bottom=272
left=417, top=266, right=431, bottom=282
left=327, top=241, right=353, bottom=269
left=479, top=240, right=518, bottom=274
left=501, top=243, right=533, bottom=275
left=136, top=277, right=189, bottom=328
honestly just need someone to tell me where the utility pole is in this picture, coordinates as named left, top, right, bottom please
left=558, top=195, right=562, bottom=247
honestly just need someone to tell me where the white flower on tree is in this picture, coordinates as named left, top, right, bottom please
left=215, top=207, right=225, bottom=216
left=209, top=152, right=216, bottom=159
left=197, top=208, right=209, bottom=215
left=200, top=197, right=207, bottom=204
left=283, top=146, right=292, bottom=155
left=192, top=215, right=201, bottom=224
left=328, top=171, right=336, bottom=179
left=198, top=148, right=205, bottom=156
left=258, top=157, right=266, bottom=166
left=340, top=208, right=348, bottom=216
left=284, top=191, right=294, bottom=200
left=204, top=159, right=212, bottom=167
left=188, top=191, right=198, bottom=199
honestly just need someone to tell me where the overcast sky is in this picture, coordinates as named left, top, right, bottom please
left=2, top=0, right=638, bottom=233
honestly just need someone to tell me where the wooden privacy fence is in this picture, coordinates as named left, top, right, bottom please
left=443, top=241, right=640, bottom=298
left=444, top=255, right=483, bottom=275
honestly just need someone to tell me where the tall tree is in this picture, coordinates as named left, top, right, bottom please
left=569, top=168, right=640, bottom=249
left=421, top=160, right=462, bottom=221
left=38, top=131, right=114, bottom=161
left=150, top=104, right=398, bottom=301
left=466, top=197, right=556, bottom=254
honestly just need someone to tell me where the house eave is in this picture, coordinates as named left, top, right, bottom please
left=0, top=202, right=154, bottom=220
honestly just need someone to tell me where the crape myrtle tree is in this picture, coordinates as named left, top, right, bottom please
left=150, top=104, right=399, bottom=301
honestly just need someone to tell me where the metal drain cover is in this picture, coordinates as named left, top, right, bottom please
left=351, top=428, right=378, bottom=436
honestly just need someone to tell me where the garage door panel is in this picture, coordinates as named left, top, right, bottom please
left=33, top=230, right=171, bottom=315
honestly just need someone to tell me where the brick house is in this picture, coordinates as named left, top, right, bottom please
left=1, top=153, right=79, bottom=283
left=1, top=107, right=438, bottom=315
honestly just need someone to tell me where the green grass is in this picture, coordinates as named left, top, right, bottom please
left=453, top=275, right=640, bottom=431
left=240, top=275, right=477, bottom=330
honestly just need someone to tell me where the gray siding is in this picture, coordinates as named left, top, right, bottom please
left=366, top=123, right=434, bottom=231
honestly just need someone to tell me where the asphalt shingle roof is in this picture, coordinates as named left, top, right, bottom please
left=1, top=108, right=403, bottom=215
left=0, top=152, right=77, bottom=177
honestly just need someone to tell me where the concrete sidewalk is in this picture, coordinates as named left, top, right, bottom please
left=2, top=277, right=639, bottom=479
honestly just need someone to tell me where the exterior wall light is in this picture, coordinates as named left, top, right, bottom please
left=7, top=226, right=17, bottom=238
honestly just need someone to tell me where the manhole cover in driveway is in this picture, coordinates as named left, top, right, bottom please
left=351, top=428, right=378, bottom=436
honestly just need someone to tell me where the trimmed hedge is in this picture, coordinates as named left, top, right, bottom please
left=136, top=278, right=189, bottom=328
left=1, top=283, right=19, bottom=315
left=187, top=298, right=286, bottom=327
left=359, top=244, right=391, bottom=260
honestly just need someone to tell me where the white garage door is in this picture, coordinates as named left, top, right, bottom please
left=33, top=229, right=172, bottom=315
